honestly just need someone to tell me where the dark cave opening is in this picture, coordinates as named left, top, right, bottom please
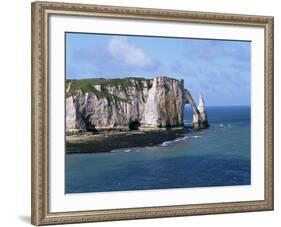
left=129, top=120, right=141, bottom=130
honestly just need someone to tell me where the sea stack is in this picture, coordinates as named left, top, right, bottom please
left=192, top=95, right=209, bottom=129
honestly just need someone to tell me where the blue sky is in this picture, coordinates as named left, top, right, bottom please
left=66, top=33, right=251, bottom=106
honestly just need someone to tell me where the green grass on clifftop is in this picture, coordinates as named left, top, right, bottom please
left=66, top=77, right=153, bottom=102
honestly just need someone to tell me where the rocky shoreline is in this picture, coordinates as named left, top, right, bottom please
left=66, top=127, right=190, bottom=154
left=65, top=76, right=209, bottom=154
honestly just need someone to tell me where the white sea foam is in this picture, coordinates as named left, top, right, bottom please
left=213, top=123, right=225, bottom=128
left=110, top=149, right=131, bottom=153
left=124, top=149, right=131, bottom=153
left=160, top=135, right=202, bottom=147
left=111, top=147, right=146, bottom=153
left=112, top=134, right=202, bottom=151
left=174, top=136, right=189, bottom=142
left=160, top=141, right=175, bottom=147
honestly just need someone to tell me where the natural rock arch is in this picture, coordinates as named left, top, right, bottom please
left=184, top=90, right=209, bottom=128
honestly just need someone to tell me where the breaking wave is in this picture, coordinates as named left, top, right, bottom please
left=110, top=134, right=203, bottom=152
left=111, top=149, right=132, bottom=153
left=160, top=135, right=201, bottom=147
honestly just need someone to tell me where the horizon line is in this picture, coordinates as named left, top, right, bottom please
left=188, top=105, right=251, bottom=107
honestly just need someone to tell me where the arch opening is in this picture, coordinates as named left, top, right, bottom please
left=184, top=104, right=194, bottom=128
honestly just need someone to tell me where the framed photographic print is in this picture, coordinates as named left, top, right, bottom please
left=31, top=1, right=274, bottom=225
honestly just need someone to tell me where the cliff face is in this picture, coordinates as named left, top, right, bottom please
left=66, top=77, right=207, bottom=133
left=142, top=77, right=185, bottom=127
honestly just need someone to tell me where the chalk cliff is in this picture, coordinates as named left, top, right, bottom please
left=66, top=77, right=208, bottom=133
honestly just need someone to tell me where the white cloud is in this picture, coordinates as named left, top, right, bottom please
left=107, top=37, right=154, bottom=69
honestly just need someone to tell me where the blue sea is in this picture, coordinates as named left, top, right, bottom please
left=65, top=106, right=251, bottom=193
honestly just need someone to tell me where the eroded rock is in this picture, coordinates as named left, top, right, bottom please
left=65, top=77, right=208, bottom=133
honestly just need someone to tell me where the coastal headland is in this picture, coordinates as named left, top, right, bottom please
left=66, top=76, right=208, bottom=153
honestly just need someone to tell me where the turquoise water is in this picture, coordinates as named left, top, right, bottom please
left=65, top=106, right=251, bottom=193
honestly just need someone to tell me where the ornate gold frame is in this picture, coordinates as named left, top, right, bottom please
left=31, top=1, right=274, bottom=225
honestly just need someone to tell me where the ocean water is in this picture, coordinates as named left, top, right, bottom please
left=65, top=106, right=251, bottom=193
